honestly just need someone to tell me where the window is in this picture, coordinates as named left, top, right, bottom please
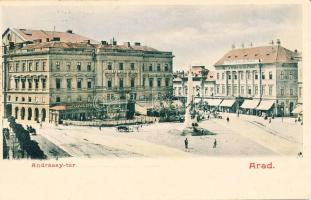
left=157, top=64, right=161, bottom=71
left=234, top=72, right=237, bottom=80
left=131, top=79, right=135, bottom=88
left=87, top=79, right=92, bottom=89
left=289, top=71, right=293, bottom=80
left=29, top=62, right=33, bottom=71
left=77, top=96, right=82, bottom=102
left=233, top=85, right=237, bottom=95
left=42, top=61, right=46, bottom=71
left=228, top=73, right=231, bottom=80
left=22, top=63, right=26, bottom=71
left=280, top=71, right=284, bottom=79
left=261, top=72, right=265, bottom=79
left=108, top=62, right=112, bottom=70
left=67, top=79, right=72, bottom=89
left=87, top=62, right=91, bottom=71
left=8, top=95, right=11, bottom=101
left=35, top=62, right=39, bottom=71
left=77, top=62, right=81, bottom=71
left=164, top=64, right=169, bottom=71
left=157, top=78, right=161, bottom=87
left=28, top=79, right=32, bottom=89
left=262, top=85, right=266, bottom=95
left=16, top=63, right=19, bottom=72
left=119, top=63, right=123, bottom=70
left=247, top=71, right=250, bottom=79
left=248, top=86, right=252, bottom=95
left=149, top=78, right=153, bottom=88
left=255, top=71, right=258, bottom=80
left=299, top=87, right=302, bottom=98
left=42, top=79, right=46, bottom=89
left=222, top=85, right=225, bottom=94
left=34, top=79, right=39, bottom=89
left=107, top=80, right=112, bottom=88
left=131, top=63, right=135, bottom=70
left=21, top=79, right=26, bottom=89
left=77, top=79, right=82, bottom=89
left=240, top=72, right=244, bottom=80
left=269, top=85, right=273, bottom=96
left=56, top=78, right=61, bottom=89
left=255, top=86, right=258, bottom=95
left=217, top=73, right=219, bottom=80
left=241, top=86, right=244, bottom=95
left=149, top=64, right=152, bottom=71
left=290, top=88, right=293, bottom=96
left=66, top=62, right=71, bottom=71
left=222, top=73, right=225, bottom=80
left=119, top=78, right=124, bottom=88
left=15, top=97, right=18, bottom=102
left=56, top=97, right=61, bottom=103
left=142, top=64, right=145, bottom=72
left=228, top=85, right=231, bottom=95
left=216, top=85, right=220, bottom=94
left=143, top=78, right=145, bottom=87
left=55, top=61, right=60, bottom=70
left=28, top=97, right=32, bottom=102
left=15, top=79, right=19, bottom=89
left=165, top=78, right=169, bottom=87
left=22, top=97, right=25, bottom=102
left=269, top=72, right=273, bottom=80
left=281, top=87, right=284, bottom=96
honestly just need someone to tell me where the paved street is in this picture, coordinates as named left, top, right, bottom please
left=23, top=112, right=302, bottom=159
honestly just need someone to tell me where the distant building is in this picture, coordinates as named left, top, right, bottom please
left=2, top=28, right=174, bottom=124
left=214, top=42, right=300, bottom=116
left=173, top=66, right=215, bottom=103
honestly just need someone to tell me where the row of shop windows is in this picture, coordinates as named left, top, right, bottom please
left=14, top=78, right=46, bottom=90
left=55, top=78, right=93, bottom=89
left=55, top=61, right=92, bottom=72
left=215, top=85, right=295, bottom=96
left=8, top=95, right=46, bottom=103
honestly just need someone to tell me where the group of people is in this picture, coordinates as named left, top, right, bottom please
left=26, top=125, right=37, bottom=135
left=184, top=137, right=217, bottom=151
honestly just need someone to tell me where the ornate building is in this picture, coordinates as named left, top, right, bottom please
left=213, top=41, right=300, bottom=116
left=2, top=28, right=173, bottom=123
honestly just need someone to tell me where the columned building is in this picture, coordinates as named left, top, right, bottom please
left=214, top=42, right=300, bottom=116
left=2, top=28, right=173, bottom=123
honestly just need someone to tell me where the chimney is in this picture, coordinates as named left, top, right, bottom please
left=134, top=42, right=141, bottom=46
left=101, top=41, right=107, bottom=45
left=66, top=30, right=73, bottom=34
left=124, top=42, right=131, bottom=47
left=34, top=39, right=42, bottom=43
left=46, top=38, right=50, bottom=42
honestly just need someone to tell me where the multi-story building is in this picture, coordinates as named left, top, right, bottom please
left=2, top=28, right=174, bottom=123
left=214, top=41, right=300, bottom=116
left=173, top=66, right=215, bottom=103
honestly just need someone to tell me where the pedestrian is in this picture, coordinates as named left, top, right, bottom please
left=226, top=117, right=229, bottom=123
left=269, top=118, right=271, bottom=124
left=99, top=125, right=101, bottom=131
left=207, top=115, right=210, bottom=120
left=40, top=122, right=42, bottom=129
left=213, top=139, right=217, bottom=148
left=184, top=138, right=188, bottom=150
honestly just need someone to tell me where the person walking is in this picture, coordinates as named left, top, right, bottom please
left=99, top=125, right=101, bottom=131
left=213, top=139, right=217, bottom=148
left=184, top=138, right=188, bottom=150
left=226, top=117, right=230, bottom=123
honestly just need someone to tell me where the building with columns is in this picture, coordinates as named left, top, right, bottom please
left=214, top=42, right=300, bottom=116
left=2, top=28, right=173, bottom=124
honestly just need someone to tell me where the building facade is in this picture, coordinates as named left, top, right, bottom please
left=214, top=42, right=300, bottom=116
left=2, top=28, right=174, bottom=123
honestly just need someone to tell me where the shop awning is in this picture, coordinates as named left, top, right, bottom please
left=50, top=105, right=66, bottom=111
left=204, top=98, right=223, bottom=106
left=240, top=99, right=260, bottom=109
left=219, top=99, right=236, bottom=107
left=256, top=100, right=275, bottom=110
left=292, top=104, right=303, bottom=114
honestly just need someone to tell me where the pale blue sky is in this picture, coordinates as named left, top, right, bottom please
left=1, top=4, right=302, bottom=70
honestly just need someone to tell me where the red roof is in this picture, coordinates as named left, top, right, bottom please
left=13, top=28, right=99, bottom=44
left=215, top=45, right=299, bottom=66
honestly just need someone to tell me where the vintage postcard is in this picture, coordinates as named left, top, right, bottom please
left=0, top=0, right=310, bottom=199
